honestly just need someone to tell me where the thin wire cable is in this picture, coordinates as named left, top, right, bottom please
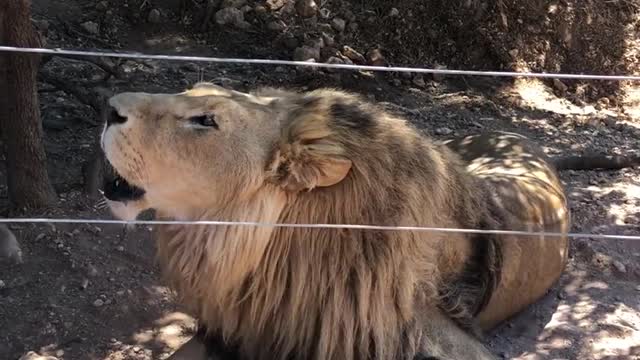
left=2, top=45, right=640, bottom=81
left=0, top=217, right=639, bottom=241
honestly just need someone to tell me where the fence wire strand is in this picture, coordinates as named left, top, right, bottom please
left=2, top=45, right=640, bottom=81
left=0, top=218, right=639, bottom=241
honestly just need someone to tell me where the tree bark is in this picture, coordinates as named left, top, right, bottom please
left=0, top=0, right=56, bottom=209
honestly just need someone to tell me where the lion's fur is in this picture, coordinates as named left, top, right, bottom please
left=101, top=83, right=569, bottom=360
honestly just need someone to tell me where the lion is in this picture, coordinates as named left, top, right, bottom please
left=99, top=82, right=570, bottom=360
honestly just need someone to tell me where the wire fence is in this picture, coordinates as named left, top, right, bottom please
left=3, top=45, right=640, bottom=81
left=1, top=218, right=639, bottom=241
left=0, top=45, right=638, bottom=241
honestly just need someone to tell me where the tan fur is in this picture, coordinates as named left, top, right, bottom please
left=101, top=83, right=569, bottom=360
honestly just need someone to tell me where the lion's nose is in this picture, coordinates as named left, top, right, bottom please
left=106, top=107, right=128, bottom=127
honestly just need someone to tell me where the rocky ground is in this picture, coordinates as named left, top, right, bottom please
left=0, top=0, right=639, bottom=359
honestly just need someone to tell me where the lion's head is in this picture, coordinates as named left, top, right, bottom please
left=101, top=82, right=357, bottom=221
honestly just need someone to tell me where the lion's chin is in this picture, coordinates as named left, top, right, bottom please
left=105, top=198, right=149, bottom=221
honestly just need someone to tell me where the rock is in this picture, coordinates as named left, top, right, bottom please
left=508, top=48, right=519, bottom=58
left=613, top=260, right=627, bottom=273
left=389, top=7, right=400, bottom=17
left=267, top=20, right=287, bottom=31
left=319, top=8, right=331, bottom=19
left=326, top=56, right=344, bottom=65
left=432, top=64, right=448, bottom=81
left=33, top=19, right=50, bottom=34
left=241, top=5, right=252, bottom=13
left=347, top=22, right=358, bottom=32
left=342, top=46, right=366, bottom=64
left=307, top=37, right=324, bottom=49
left=392, top=78, right=402, bottom=87
left=553, top=78, right=568, bottom=94
left=147, top=9, right=162, bottom=23
left=0, top=224, right=22, bottom=264
left=221, top=0, right=247, bottom=8
left=280, top=33, right=299, bottom=49
left=366, top=48, right=386, bottom=66
left=93, top=299, right=105, bottom=307
left=96, top=1, right=109, bottom=11
left=321, top=32, right=335, bottom=47
left=87, top=264, right=99, bottom=277
left=0, top=280, right=5, bottom=289
left=412, top=75, right=426, bottom=87
left=254, top=4, right=267, bottom=15
left=266, top=0, right=286, bottom=11
left=19, top=352, right=59, bottom=360
left=596, top=97, right=610, bottom=110
left=435, top=127, right=453, bottom=136
left=296, top=0, right=317, bottom=17
left=293, top=46, right=320, bottom=62
left=324, top=56, right=345, bottom=72
left=215, top=8, right=249, bottom=29
left=331, top=17, right=346, bottom=32
left=603, top=116, right=617, bottom=127
left=80, top=21, right=99, bottom=35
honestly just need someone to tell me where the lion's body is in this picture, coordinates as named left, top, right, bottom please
left=443, top=132, right=570, bottom=330
left=100, top=83, right=569, bottom=360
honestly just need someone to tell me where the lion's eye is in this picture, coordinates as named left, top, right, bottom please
left=188, top=114, right=218, bottom=129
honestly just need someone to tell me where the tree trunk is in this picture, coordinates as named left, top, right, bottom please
left=0, top=0, right=56, bottom=209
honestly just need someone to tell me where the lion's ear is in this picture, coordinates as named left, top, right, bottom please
left=267, top=112, right=352, bottom=192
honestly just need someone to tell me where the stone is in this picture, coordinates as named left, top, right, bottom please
left=215, top=8, right=250, bottom=29
left=147, top=9, right=162, bottom=24
left=93, top=299, right=105, bottom=307
left=293, top=46, right=320, bottom=62
left=435, top=127, right=453, bottom=136
left=331, top=17, right=346, bottom=32
left=80, top=21, right=99, bottom=35
left=281, top=34, right=299, bottom=49
left=319, top=8, right=331, bottom=19
left=96, top=1, right=109, bottom=11
left=307, top=37, right=324, bottom=49
left=0, top=224, right=22, bottom=264
left=613, top=260, right=627, bottom=273
left=389, top=7, right=400, bottom=17
left=366, top=48, right=386, bottom=66
left=296, top=0, right=317, bottom=17
left=342, top=46, right=366, bottom=64
left=326, top=56, right=344, bottom=65
left=266, top=0, right=286, bottom=11
left=267, top=20, right=287, bottom=31
left=254, top=5, right=267, bottom=15
left=221, top=0, right=247, bottom=8
left=321, top=32, right=335, bottom=47
left=412, top=75, right=426, bottom=87
left=553, top=78, right=568, bottom=94
left=432, top=64, right=448, bottom=81
left=19, top=352, right=59, bottom=360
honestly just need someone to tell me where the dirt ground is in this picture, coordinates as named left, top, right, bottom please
left=1, top=0, right=640, bottom=359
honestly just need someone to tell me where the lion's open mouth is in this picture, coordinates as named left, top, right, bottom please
left=102, top=158, right=146, bottom=202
